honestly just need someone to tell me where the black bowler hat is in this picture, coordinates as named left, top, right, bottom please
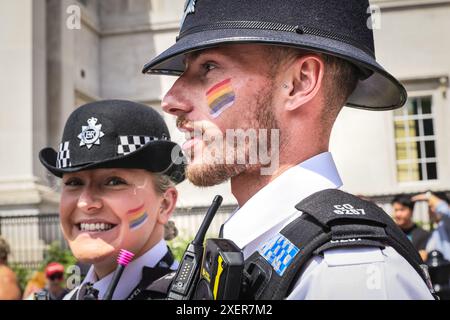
left=142, top=0, right=406, bottom=111
left=39, top=100, right=186, bottom=183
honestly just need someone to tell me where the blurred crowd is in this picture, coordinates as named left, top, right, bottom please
left=392, top=191, right=450, bottom=262
left=0, top=238, right=69, bottom=300
left=392, top=191, right=450, bottom=299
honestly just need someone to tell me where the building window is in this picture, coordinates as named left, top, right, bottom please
left=393, top=96, right=438, bottom=182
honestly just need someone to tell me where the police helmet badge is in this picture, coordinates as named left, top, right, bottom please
left=180, top=0, right=196, bottom=28
left=78, top=117, right=105, bottom=149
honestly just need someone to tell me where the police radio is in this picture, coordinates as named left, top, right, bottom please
left=167, top=195, right=223, bottom=300
left=166, top=195, right=258, bottom=300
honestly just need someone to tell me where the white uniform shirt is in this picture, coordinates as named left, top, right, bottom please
left=64, top=239, right=178, bottom=300
left=222, top=152, right=433, bottom=300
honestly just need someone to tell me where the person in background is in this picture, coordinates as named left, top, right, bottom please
left=392, top=194, right=430, bottom=261
left=22, top=270, right=46, bottom=299
left=412, top=191, right=450, bottom=261
left=0, top=236, right=21, bottom=300
left=40, top=262, right=69, bottom=300
left=164, top=220, right=178, bottom=241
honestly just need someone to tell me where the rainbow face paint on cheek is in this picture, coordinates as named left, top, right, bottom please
left=206, top=78, right=236, bottom=118
left=126, top=204, right=148, bottom=230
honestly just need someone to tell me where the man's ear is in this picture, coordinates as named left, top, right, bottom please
left=282, top=54, right=325, bottom=111
left=157, top=187, right=178, bottom=224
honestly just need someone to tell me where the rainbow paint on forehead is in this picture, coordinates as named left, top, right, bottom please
left=206, top=78, right=236, bottom=118
left=127, top=204, right=148, bottom=230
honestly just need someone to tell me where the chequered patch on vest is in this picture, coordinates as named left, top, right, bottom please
left=258, top=233, right=302, bottom=276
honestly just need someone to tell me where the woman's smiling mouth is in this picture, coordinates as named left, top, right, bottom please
left=75, top=220, right=118, bottom=233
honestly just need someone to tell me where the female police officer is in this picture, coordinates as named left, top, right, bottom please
left=39, top=100, right=185, bottom=300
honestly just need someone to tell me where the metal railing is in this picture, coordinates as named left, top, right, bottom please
left=0, top=213, right=68, bottom=270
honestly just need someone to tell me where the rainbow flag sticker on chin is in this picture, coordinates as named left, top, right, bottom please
left=206, top=78, right=236, bottom=118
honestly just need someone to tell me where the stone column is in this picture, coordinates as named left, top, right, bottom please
left=0, top=0, right=50, bottom=265
left=0, top=0, right=52, bottom=213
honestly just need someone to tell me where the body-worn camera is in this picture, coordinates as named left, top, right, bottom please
left=194, top=238, right=244, bottom=300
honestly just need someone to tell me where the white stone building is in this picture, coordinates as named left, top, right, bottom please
left=1, top=0, right=449, bottom=264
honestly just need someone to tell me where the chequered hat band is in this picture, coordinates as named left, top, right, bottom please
left=117, top=135, right=168, bottom=156
left=56, top=141, right=71, bottom=169
left=55, top=135, right=170, bottom=168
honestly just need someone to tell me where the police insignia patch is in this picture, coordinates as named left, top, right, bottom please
left=78, top=117, right=105, bottom=149
left=180, top=0, right=196, bottom=28
left=258, top=233, right=303, bottom=276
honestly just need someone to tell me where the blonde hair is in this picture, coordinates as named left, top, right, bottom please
left=151, top=172, right=176, bottom=195
left=150, top=173, right=179, bottom=241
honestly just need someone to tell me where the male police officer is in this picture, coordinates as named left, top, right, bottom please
left=143, top=0, right=434, bottom=299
